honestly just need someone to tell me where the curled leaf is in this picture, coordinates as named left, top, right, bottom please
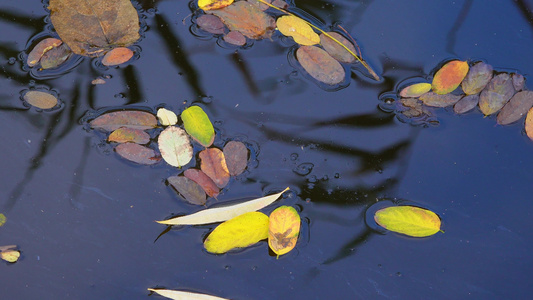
left=399, top=83, right=432, bottom=98
left=296, top=45, right=345, bottom=85
left=168, top=176, right=207, bottom=205
left=90, top=111, right=157, bottom=131
left=268, top=206, right=300, bottom=257
left=497, top=91, right=533, bottom=125
left=158, top=126, right=193, bottom=168
left=276, top=15, right=320, bottom=46
left=115, top=143, right=160, bottom=165
left=199, top=148, right=230, bottom=188
left=101, top=47, right=134, bottom=66
left=148, top=288, right=229, bottom=300
left=374, top=206, right=441, bottom=237
left=27, top=38, right=62, bottom=67
left=184, top=168, right=220, bottom=198
left=0, top=248, right=20, bottom=263
left=461, top=61, right=493, bottom=95
left=108, top=127, right=150, bottom=144
left=157, top=108, right=178, bottom=126
left=181, top=106, right=215, bottom=147
left=223, top=141, right=248, bottom=176
left=479, top=73, right=515, bottom=116
left=23, top=90, right=59, bottom=109
left=432, top=60, right=469, bottom=94
left=319, top=32, right=357, bottom=63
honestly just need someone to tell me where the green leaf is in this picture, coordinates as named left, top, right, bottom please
left=374, top=206, right=441, bottom=237
left=181, top=106, right=215, bottom=147
left=0, top=214, right=6, bottom=227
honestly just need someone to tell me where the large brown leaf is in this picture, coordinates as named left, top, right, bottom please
left=223, top=141, right=248, bottom=176
left=115, top=143, right=160, bottom=165
left=497, top=91, right=533, bottom=125
left=296, top=45, right=345, bottom=85
left=90, top=111, right=157, bottom=131
left=199, top=148, right=230, bottom=188
left=479, top=73, right=515, bottom=116
left=49, top=0, right=140, bottom=56
left=210, top=1, right=275, bottom=39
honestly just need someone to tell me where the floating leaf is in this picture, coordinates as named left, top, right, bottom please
left=101, top=47, right=134, bottom=66
left=115, top=143, right=160, bottom=165
left=158, top=126, right=193, bottom=168
left=0, top=246, right=20, bottom=263
left=27, top=38, right=62, bottom=67
left=374, top=206, right=441, bottom=237
left=399, top=98, right=432, bottom=118
left=40, top=43, right=72, bottom=69
left=223, top=141, right=248, bottom=176
left=156, top=187, right=289, bottom=225
left=497, top=91, right=533, bottom=125
left=0, top=213, right=5, bottom=227
left=319, top=32, right=356, bottom=63
left=276, top=15, right=320, bottom=46
left=196, top=14, right=226, bottom=34
left=108, top=127, right=150, bottom=144
left=461, top=62, right=493, bottom=95
left=23, top=90, right=59, bottom=109
left=184, top=169, right=220, bottom=198
left=90, top=111, right=157, bottom=131
left=296, top=45, right=345, bottom=85
left=512, top=73, right=525, bottom=92
left=454, top=94, right=479, bottom=114
left=49, top=0, right=140, bottom=56
left=198, top=0, right=234, bottom=11
left=148, top=288, right=229, bottom=300
left=419, top=92, right=461, bottom=107
left=432, top=60, right=469, bottom=94
left=211, top=1, right=276, bottom=39
left=223, top=31, right=246, bottom=46
left=204, top=211, right=269, bottom=254
left=168, top=176, right=207, bottom=205
left=181, top=106, right=215, bottom=147
left=479, top=73, right=515, bottom=116
left=268, top=206, right=300, bottom=257
left=399, top=83, right=432, bottom=98
left=157, top=108, right=178, bottom=126
left=525, top=107, right=533, bottom=141
left=199, top=148, right=230, bottom=188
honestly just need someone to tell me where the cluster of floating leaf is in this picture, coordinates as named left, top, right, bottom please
left=384, top=60, right=531, bottom=134
left=193, top=0, right=379, bottom=88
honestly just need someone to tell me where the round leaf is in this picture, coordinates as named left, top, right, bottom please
left=296, top=45, right=345, bottom=85
left=479, top=73, right=515, bottom=116
left=156, top=108, right=178, bottom=126
left=276, top=15, right=320, bottom=46
left=461, top=61, right=493, bottom=95
left=23, top=90, right=59, bottom=110
left=374, top=206, right=441, bottom=237
left=181, top=106, right=215, bottom=147
left=0, top=250, right=20, bottom=263
left=432, top=60, right=469, bottom=94
left=101, top=47, right=134, bottom=66
left=268, top=206, right=301, bottom=256
left=158, top=126, right=193, bottom=168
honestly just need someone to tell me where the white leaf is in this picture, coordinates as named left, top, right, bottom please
left=157, top=108, right=178, bottom=126
left=156, top=187, right=289, bottom=225
left=158, top=126, right=193, bottom=168
left=148, top=288, right=229, bottom=300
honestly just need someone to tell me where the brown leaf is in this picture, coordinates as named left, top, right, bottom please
left=108, top=127, right=151, bottom=144
left=90, top=111, right=157, bottom=131
left=40, top=43, right=72, bottom=69
left=102, top=47, right=134, bottom=66
left=296, top=45, right=345, bottom=85
left=399, top=98, right=431, bottom=118
left=224, top=31, right=246, bottom=46
left=210, top=1, right=276, bottom=39
left=49, top=0, right=140, bottom=56
left=512, top=73, right=525, bottom=92
left=23, top=90, right=59, bottom=109
left=115, top=143, right=160, bottom=165
left=184, top=169, right=220, bottom=198
left=461, top=62, right=493, bottom=95
left=199, top=148, right=230, bottom=188
left=167, top=176, right=207, bottom=205
left=196, top=14, right=226, bottom=34
left=454, top=94, right=479, bottom=114
left=419, top=92, right=462, bottom=108
left=223, top=141, right=248, bottom=176
left=479, top=73, right=515, bottom=116
left=319, top=32, right=357, bottom=64
left=497, top=91, right=533, bottom=125
left=27, top=38, right=62, bottom=67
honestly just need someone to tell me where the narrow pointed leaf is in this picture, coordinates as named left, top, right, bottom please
left=461, top=62, right=493, bottom=95
left=148, top=288, right=229, bottom=300
left=399, top=83, right=432, bottom=98
left=277, top=15, right=320, bottom=46
left=432, top=60, right=469, bottom=94
left=108, top=127, right=150, bottom=144
left=479, top=73, right=515, bottom=116
left=181, top=106, right=215, bottom=147
left=90, top=111, right=157, bottom=131
left=115, top=143, right=160, bottom=165
left=199, top=148, right=230, bottom=188
left=374, top=206, right=441, bottom=237
left=297, top=45, right=345, bottom=85
left=268, top=206, right=300, bottom=256
left=157, top=108, right=178, bottom=126
left=168, top=176, right=207, bottom=205
left=156, top=187, right=289, bottom=225
left=158, top=126, right=193, bottom=168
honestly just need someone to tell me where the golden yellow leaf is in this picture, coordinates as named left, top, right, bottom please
left=432, top=60, right=469, bottom=95
left=268, top=206, right=300, bottom=257
left=204, top=212, right=269, bottom=254
left=525, top=107, right=533, bottom=141
left=374, top=206, right=441, bottom=237
left=399, top=83, right=432, bottom=98
left=276, top=15, right=320, bottom=46
left=0, top=246, right=20, bottom=263
left=198, top=0, right=234, bottom=11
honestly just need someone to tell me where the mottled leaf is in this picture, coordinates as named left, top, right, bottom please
left=399, top=83, right=432, bottom=98
left=223, top=141, right=248, bottom=176
left=399, top=98, right=431, bottom=118
left=199, top=148, right=230, bottom=188
left=101, top=47, right=134, bottom=66
left=90, top=111, right=157, bottom=131
left=108, top=127, right=150, bottom=144
left=148, top=288, right=229, bottom=300
left=497, top=91, right=533, bottom=125
left=277, top=15, right=320, bottom=46
left=40, top=43, right=72, bottom=69
left=197, top=14, right=226, bottom=34
left=157, top=108, right=178, bottom=126
left=115, top=143, right=160, bottom=165
left=268, top=206, right=300, bottom=257
left=49, top=0, right=140, bottom=56
left=158, top=126, right=193, bottom=168
left=319, top=32, right=356, bottom=63
left=184, top=168, right=220, bottom=198
left=525, top=107, right=533, bottom=141
left=461, top=62, right=493, bottom=95
left=168, top=176, right=207, bottom=205
left=204, top=212, right=269, bottom=254
left=374, top=206, right=441, bottom=237
left=0, top=214, right=5, bottom=227
left=27, top=38, right=62, bottom=67
left=223, top=31, right=246, bottom=46
left=157, top=187, right=289, bottom=225
left=419, top=92, right=461, bottom=107
left=454, top=94, right=479, bottom=114
left=198, top=0, right=234, bottom=11
left=479, top=73, right=515, bottom=116
left=512, top=73, right=525, bottom=92
left=297, top=45, right=345, bottom=85
left=432, top=60, right=469, bottom=94
left=211, top=1, right=276, bottom=39
left=181, top=106, right=215, bottom=147
left=23, top=90, right=59, bottom=109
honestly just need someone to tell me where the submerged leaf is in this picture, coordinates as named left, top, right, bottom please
left=454, top=94, right=479, bottom=114
left=479, top=73, right=515, bottom=116
left=23, top=90, right=59, bottom=109
left=27, top=38, right=62, bottom=67
left=319, top=32, right=357, bottom=63
left=158, top=126, right=193, bottom=168
left=399, top=83, right=432, bottom=98
left=223, top=141, right=248, bottom=176
left=419, top=92, right=461, bottom=108
left=199, top=148, right=230, bottom=188
left=211, top=1, right=276, bottom=39
left=181, top=106, right=215, bottom=147
left=148, top=288, right=229, bottom=300
left=101, top=47, right=134, bottom=66
left=40, top=43, right=72, bottom=69
left=374, top=206, right=441, bottom=237
left=204, top=212, right=269, bottom=254
left=198, top=0, right=234, bottom=11
left=432, top=60, right=469, bottom=94
left=157, top=108, right=178, bottom=126
left=49, top=0, right=140, bottom=56
left=108, top=127, right=150, bottom=144
left=276, top=15, right=320, bottom=46
left=461, top=62, right=493, bottom=95
left=296, top=45, right=345, bottom=85
left=268, top=206, right=300, bottom=256
left=184, top=168, right=220, bottom=198
left=168, top=176, right=207, bottom=205
left=156, top=187, right=289, bottom=225
left=497, top=91, right=533, bottom=125
left=115, top=143, right=160, bottom=165
left=90, top=111, right=157, bottom=131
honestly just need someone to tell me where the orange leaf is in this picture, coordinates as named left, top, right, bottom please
left=199, top=148, right=230, bottom=188
left=432, top=60, right=469, bottom=94
left=525, top=107, right=533, bottom=141
left=268, top=206, right=300, bottom=257
left=102, top=47, right=134, bottom=66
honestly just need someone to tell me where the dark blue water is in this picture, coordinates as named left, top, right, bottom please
left=1, top=0, right=532, bottom=299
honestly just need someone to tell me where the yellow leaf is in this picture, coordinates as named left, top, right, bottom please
left=399, top=82, right=432, bottom=98
left=148, top=288, right=229, bottom=300
left=374, top=206, right=441, bottom=237
left=268, top=206, right=300, bottom=257
left=525, top=107, right=533, bottom=141
left=0, top=246, right=20, bottom=263
left=432, top=60, right=469, bottom=94
left=276, top=15, right=320, bottom=46
left=204, top=212, right=269, bottom=254
left=0, top=213, right=6, bottom=227
left=198, top=0, right=234, bottom=11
